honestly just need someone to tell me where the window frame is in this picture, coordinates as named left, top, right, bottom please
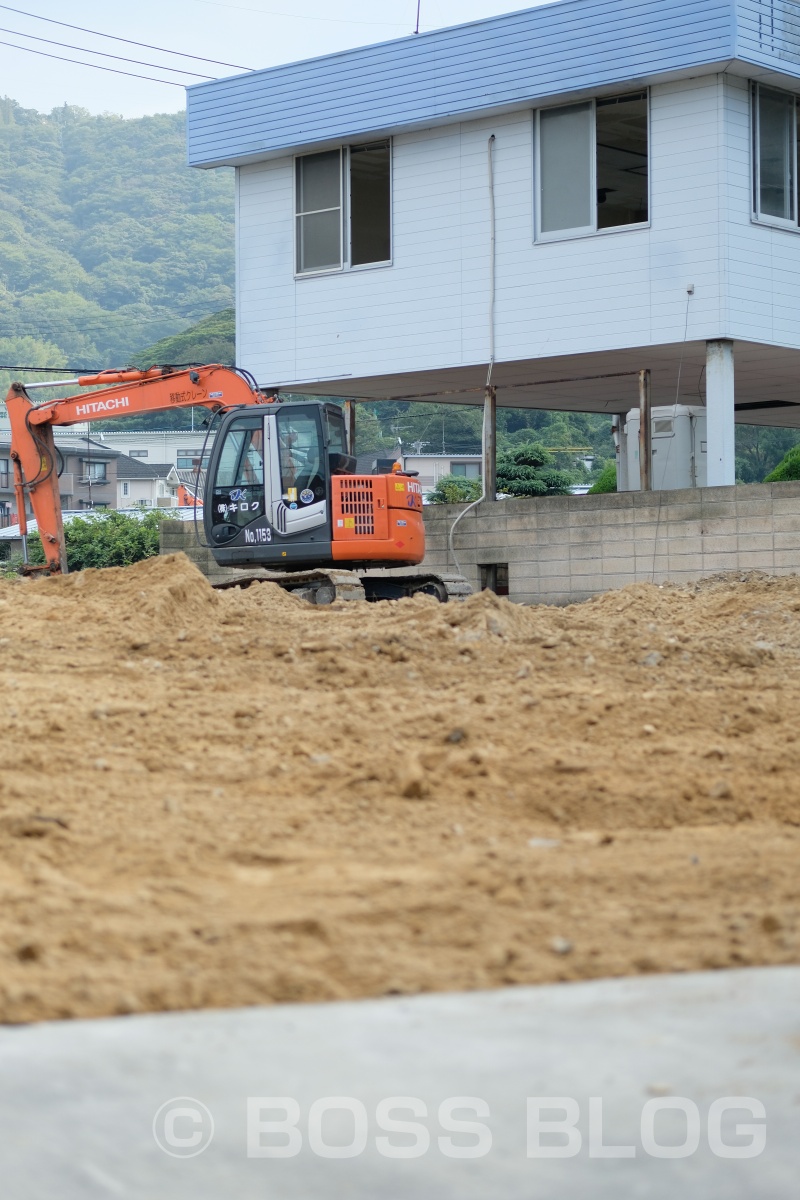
left=81, top=459, right=108, bottom=482
left=347, top=139, right=393, bottom=272
left=752, top=81, right=800, bottom=231
left=176, top=450, right=209, bottom=469
left=534, top=90, right=651, bottom=244
left=294, top=140, right=393, bottom=278
left=451, top=461, right=482, bottom=479
left=294, top=147, right=344, bottom=277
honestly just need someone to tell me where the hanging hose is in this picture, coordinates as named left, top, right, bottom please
left=448, top=134, right=496, bottom=577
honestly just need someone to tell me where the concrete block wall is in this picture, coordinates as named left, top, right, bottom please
left=160, top=483, right=800, bottom=605
left=159, top=520, right=249, bottom=585
left=421, top=482, right=800, bottom=605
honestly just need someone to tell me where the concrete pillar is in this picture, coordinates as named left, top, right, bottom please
left=483, top=385, right=497, bottom=502
left=705, top=340, right=736, bottom=486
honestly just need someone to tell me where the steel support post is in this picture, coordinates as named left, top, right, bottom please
left=484, top=385, right=497, bottom=502
left=343, top=399, right=357, bottom=458
left=638, top=368, right=652, bottom=492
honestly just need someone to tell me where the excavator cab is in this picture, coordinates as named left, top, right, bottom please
left=206, top=403, right=342, bottom=569
left=204, top=401, right=425, bottom=572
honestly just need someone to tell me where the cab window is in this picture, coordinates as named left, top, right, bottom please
left=277, top=409, right=326, bottom=501
left=212, top=415, right=265, bottom=533
left=216, top=423, right=264, bottom=488
left=324, top=407, right=347, bottom=454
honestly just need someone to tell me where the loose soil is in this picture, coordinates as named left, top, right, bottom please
left=0, top=553, right=798, bottom=1023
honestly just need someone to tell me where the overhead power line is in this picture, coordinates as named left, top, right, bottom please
left=192, top=0, right=410, bottom=27
left=0, top=3, right=253, bottom=70
left=0, top=363, right=99, bottom=373
left=0, top=24, right=215, bottom=77
left=0, top=36, right=186, bottom=85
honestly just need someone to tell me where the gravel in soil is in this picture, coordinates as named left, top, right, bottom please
left=0, top=553, right=798, bottom=1023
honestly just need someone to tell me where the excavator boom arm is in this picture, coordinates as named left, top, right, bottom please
left=6, top=364, right=273, bottom=575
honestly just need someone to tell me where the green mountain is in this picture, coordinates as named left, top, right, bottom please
left=131, top=307, right=235, bottom=368
left=0, top=97, right=233, bottom=373
left=93, top=308, right=236, bottom=430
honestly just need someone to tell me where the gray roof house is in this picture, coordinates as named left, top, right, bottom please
left=116, top=456, right=180, bottom=509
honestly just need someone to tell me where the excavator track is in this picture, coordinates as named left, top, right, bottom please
left=211, top=568, right=470, bottom=604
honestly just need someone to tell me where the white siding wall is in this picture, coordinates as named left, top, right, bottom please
left=118, top=479, right=157, bottom=507
left=237, top=77, right=735, bottom=386
left=724, top=73, right=800, bottom=347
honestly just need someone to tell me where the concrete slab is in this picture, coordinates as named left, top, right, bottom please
left=0, top=968, right=797, bottom=1199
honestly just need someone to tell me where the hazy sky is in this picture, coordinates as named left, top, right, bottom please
left=0, top=0, right=554, bottom=118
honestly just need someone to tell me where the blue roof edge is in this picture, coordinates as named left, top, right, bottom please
left=186, top=0, right=800, bottom=169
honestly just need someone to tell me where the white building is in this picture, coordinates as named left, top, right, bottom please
left=186, top=0, right=800, bottom=488
left=49, top=429, right=209, bottom=471
left=402, top=453, right=482, bottom=492
left=116, top=456, right=180, bottom=509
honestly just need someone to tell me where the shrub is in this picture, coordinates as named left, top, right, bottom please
left=588, top=462, right=617, bottom=493
left=496, top=443, right=572, bottom=497
left=427, top=474, right=484, bottom=504
left=26, top=509, right=170, bottom=572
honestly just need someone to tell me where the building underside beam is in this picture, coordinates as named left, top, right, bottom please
left=285, top=340, right=800, bottom=431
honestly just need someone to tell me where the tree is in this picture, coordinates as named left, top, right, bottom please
left=26, top=510, right=167, bottom=571
left=588, top=462, right=617, bottom=493
left=351, top=404, right=395, bottom=456
left=427, top=474, right=483, bottom=504
left=736, top=425, right=800, bottom=483
left=0, top=334, right=69, bottom=400
left=764, top=444, right=800, bottom=483
left=496, top=443, right=573, bottom=497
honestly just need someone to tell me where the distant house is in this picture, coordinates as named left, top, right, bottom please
left=0, top=446, right=11, bottom=527
left=37, top=429, right=211, bottom=472
left=402, top=454, right=482, bottom=492
left=187, top=0, right=800, bottom=487
left=0, top=435, right=120, bottom=523
left=116, top=456, right=180, bottom=509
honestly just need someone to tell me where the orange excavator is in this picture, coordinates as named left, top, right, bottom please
left=6, top=364, right=468, bottom=602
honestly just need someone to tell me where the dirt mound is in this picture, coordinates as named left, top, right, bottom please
left=0, top=554, right=798, bottom=1023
